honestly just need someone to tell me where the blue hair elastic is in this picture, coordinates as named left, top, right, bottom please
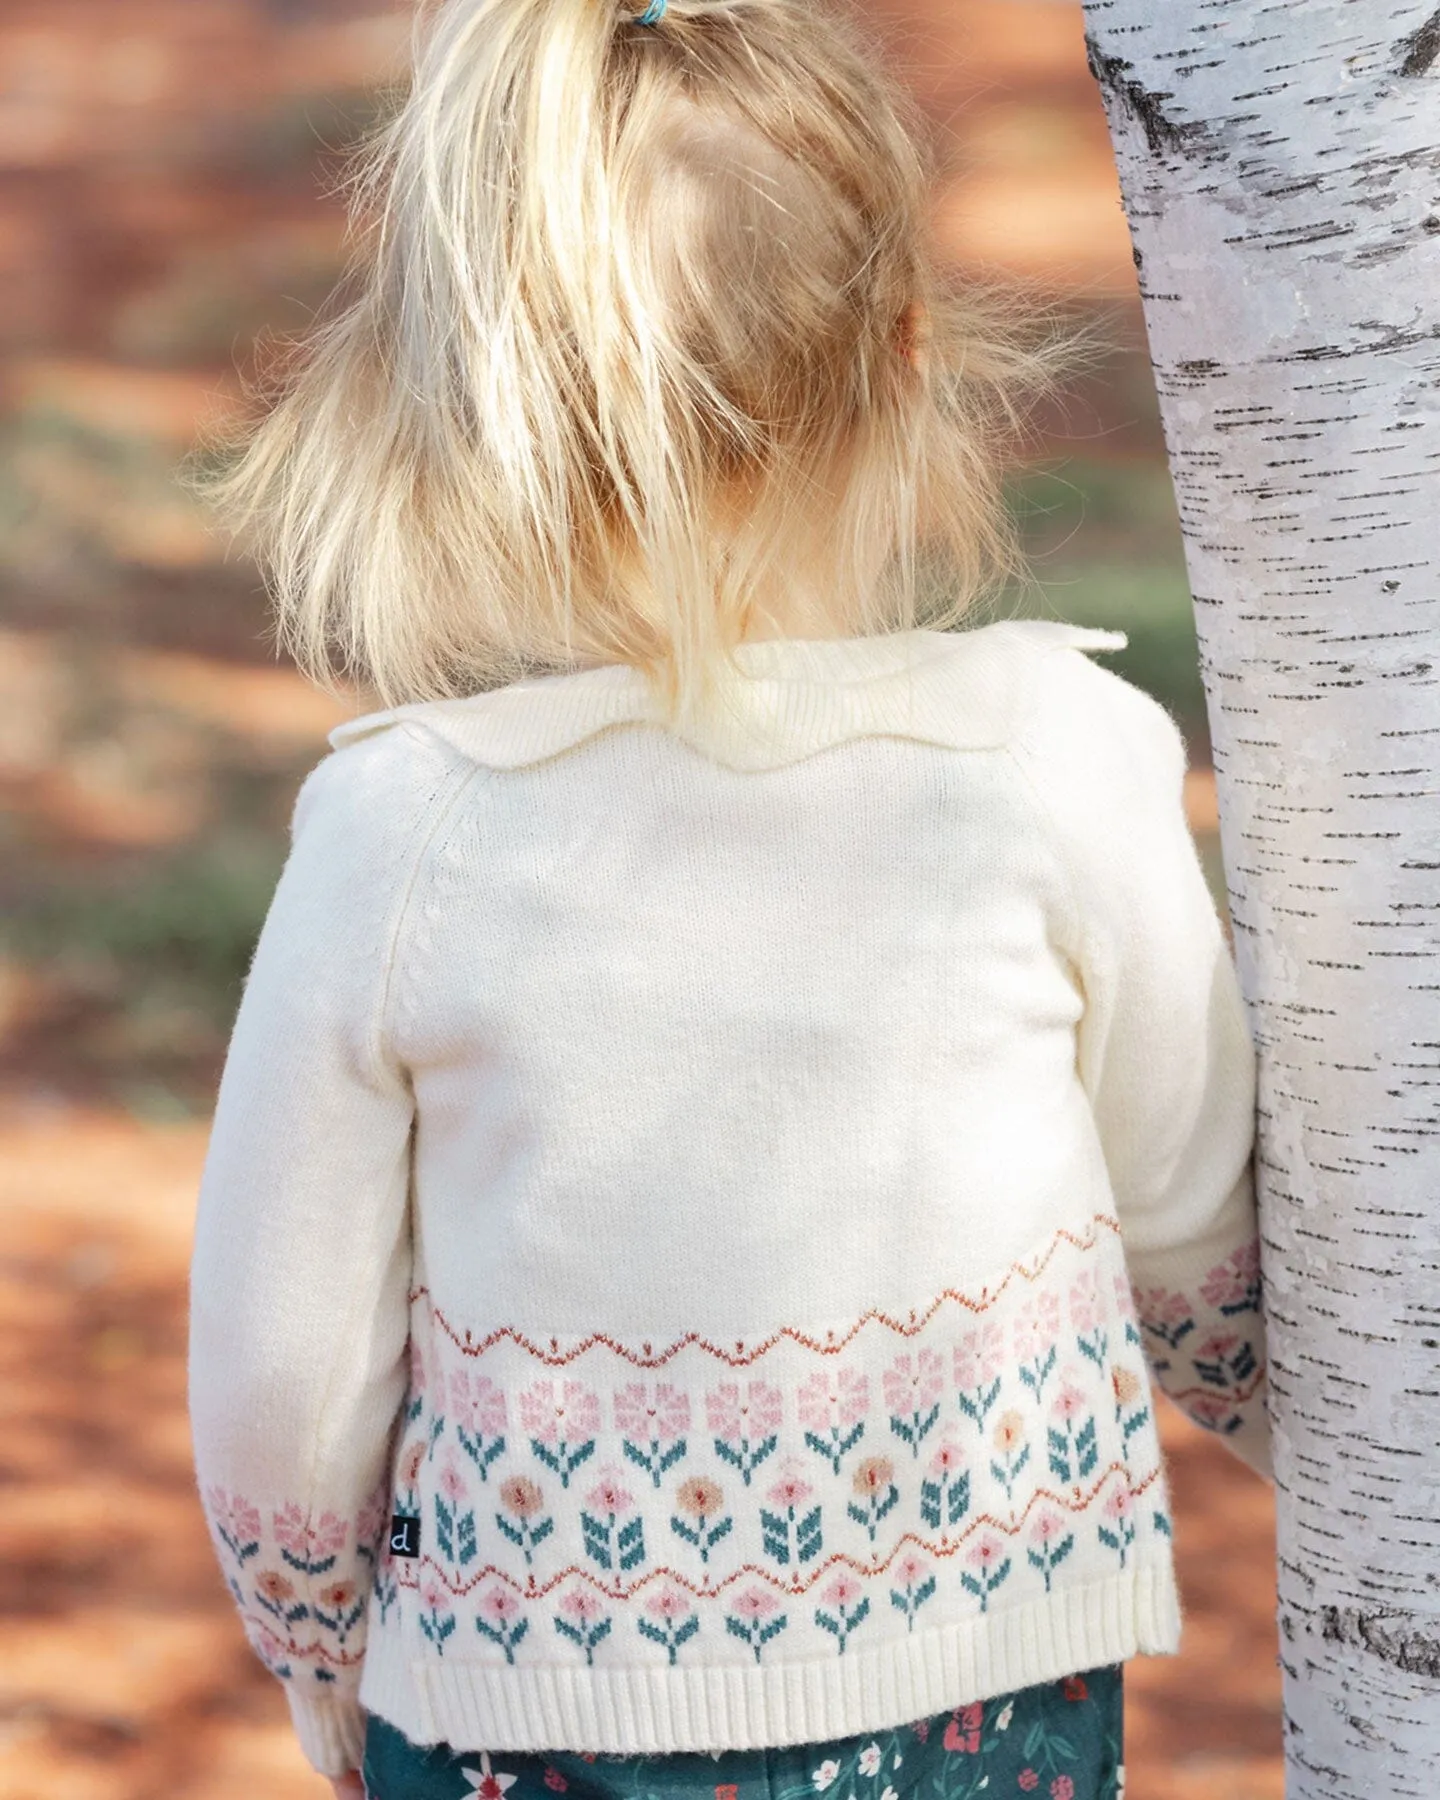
left=633, top=0, right=667, bottom=23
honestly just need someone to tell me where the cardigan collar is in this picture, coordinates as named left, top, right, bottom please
left=327, top=619, right=1126, bottom=772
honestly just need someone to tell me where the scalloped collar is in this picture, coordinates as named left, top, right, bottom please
left=327, top=620, right=1126, bottom=772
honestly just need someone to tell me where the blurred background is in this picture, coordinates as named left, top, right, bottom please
left=0, top=2, right=1277, bottom=1795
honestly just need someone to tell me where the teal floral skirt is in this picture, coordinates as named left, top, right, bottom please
left=361, top=1665, right=1123, bottom=1800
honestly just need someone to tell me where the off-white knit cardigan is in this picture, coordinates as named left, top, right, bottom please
left=188, top=620, right=1270, bottom=1778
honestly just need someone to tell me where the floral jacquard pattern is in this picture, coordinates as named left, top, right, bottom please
left=201, top=1478, right=389, bottom=1693
left=397, top=1221, right=1167, bottom=1668
left=1133, top=1235, right=1265, bottom=1438
left=201, top=1217, right=1264, bottom=1689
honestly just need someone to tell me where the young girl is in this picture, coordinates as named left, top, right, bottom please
left=187, top=1, right=1271, bottom=1797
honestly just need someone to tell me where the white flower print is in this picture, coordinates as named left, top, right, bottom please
left=461, top=1751, right=518, bottom=1798
left=995, top=1701, right=1014, bottom=1731
left=882, top=1787, right=900, bottom=1800
left=812, top=1758, right=842, bottom=1791
left=858, top=1742, right=882, bottom=1777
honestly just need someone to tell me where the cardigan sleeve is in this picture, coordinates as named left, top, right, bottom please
left=1012, top=648, right=1272, bottom=1481
left=187, top=727, right=472, bottom=1775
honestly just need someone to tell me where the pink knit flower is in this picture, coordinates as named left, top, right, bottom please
left=927, top=1437, right=966, bottom=1479
left=797, top=1366, right=869, bottom=1431
left=584, top=1471, right=635, bottom=1515
left=705, top=1380, right=782, bottom=1443
left=1136, top=1287, right=1191, bottom=1330
left=882, top=1348, right=946, bottom=1416
left=1013, top=1292, right=1061, bottom=1364
left=893, top=1551, right=930, bottom=1588
left=206, top=1487, right=262, bottom=1546
left=820, top=1571, right=863, bottom=1610
left=1050, top=1382, right=1088, bottom=1424
left=558, top=1586, right=606, bottom=1623
left=449, top=1369, right=508, bottom=1437
left=965, top=1532, right=1007, bottom=1571
left=272, top=1505, right=347, bottom=1560
left=1102, top=1481, right=1134, bottom=1522
left=518, top=1380, right=600, bottom=1444
left=1029, top=1509, right=1066, bottom=1546
left=953, top=1322, right=1004, bottom=1392
left=1068, top=1270, right=1101, bottom=1334
left=613, top=1382, right=690, bottom=1442
left=356, top=1480, right=389, bottom=1550
left=766, top=1470, right=814, bottom=1509
left=478, top=1585, right=522, bottom=1625
left=644, top=1586, right=695, bottom=1622
left=729, top=1586, right=780, bottom=1621
left=1200, top=1239, right=1261, bottom=1311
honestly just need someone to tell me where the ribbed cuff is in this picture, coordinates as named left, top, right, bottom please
left=286, top=1685, right=367, bottom=1777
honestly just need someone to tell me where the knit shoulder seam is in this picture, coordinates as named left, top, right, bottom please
left=997, top=648, right=1190, bottom=988
left=993, top=646, right=1129, bottom=992
left=287, top=724, right=489, bottom=1570
left=359, top=722, right=492, bottom=1088
left=997, top=733, right=1089, bottom=1001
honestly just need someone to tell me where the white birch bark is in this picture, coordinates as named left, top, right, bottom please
left=1076, top=1, right=1440, bottom=1790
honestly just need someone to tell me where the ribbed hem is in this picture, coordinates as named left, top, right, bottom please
left=357, top=1557, right=1179, bottom=1755
left=286, top=1686, right=368, bottom=1776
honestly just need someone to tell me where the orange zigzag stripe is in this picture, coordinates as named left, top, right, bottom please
left=390, top=1463, right=1163, bottom=1605
left=1167, top=1368, right=1266, bottom=1409
left=411, top=1213, right=1124, bottom=1368
left=267, top=1640, right=364, bottom=1672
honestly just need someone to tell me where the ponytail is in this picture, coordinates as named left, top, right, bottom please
left=196, top=0, right=1052, bottom=726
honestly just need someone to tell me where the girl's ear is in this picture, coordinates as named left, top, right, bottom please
left=894, top=300, right=932, bottom=377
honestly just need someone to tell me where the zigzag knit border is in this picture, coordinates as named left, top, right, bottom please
left=410, top=1213, right=1124, bottom=1369
left=1167, top=1369, right=1266, bottom=1409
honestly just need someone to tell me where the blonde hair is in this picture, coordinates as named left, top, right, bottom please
left=198, top=0, right=1053, bottom=728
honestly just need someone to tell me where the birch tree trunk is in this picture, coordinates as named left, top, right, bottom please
left=1076, top=1, right=1440, bottom=1790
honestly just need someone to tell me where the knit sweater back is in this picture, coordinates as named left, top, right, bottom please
left=187, top=621, right=1270, bottom=1777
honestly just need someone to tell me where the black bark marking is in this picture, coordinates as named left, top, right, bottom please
left=1400, top=7, right=1440, bottom=74
left=1084, top=37, right=1210, bottom=157
left=1319, top=1606, right=1440, bottom=1678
